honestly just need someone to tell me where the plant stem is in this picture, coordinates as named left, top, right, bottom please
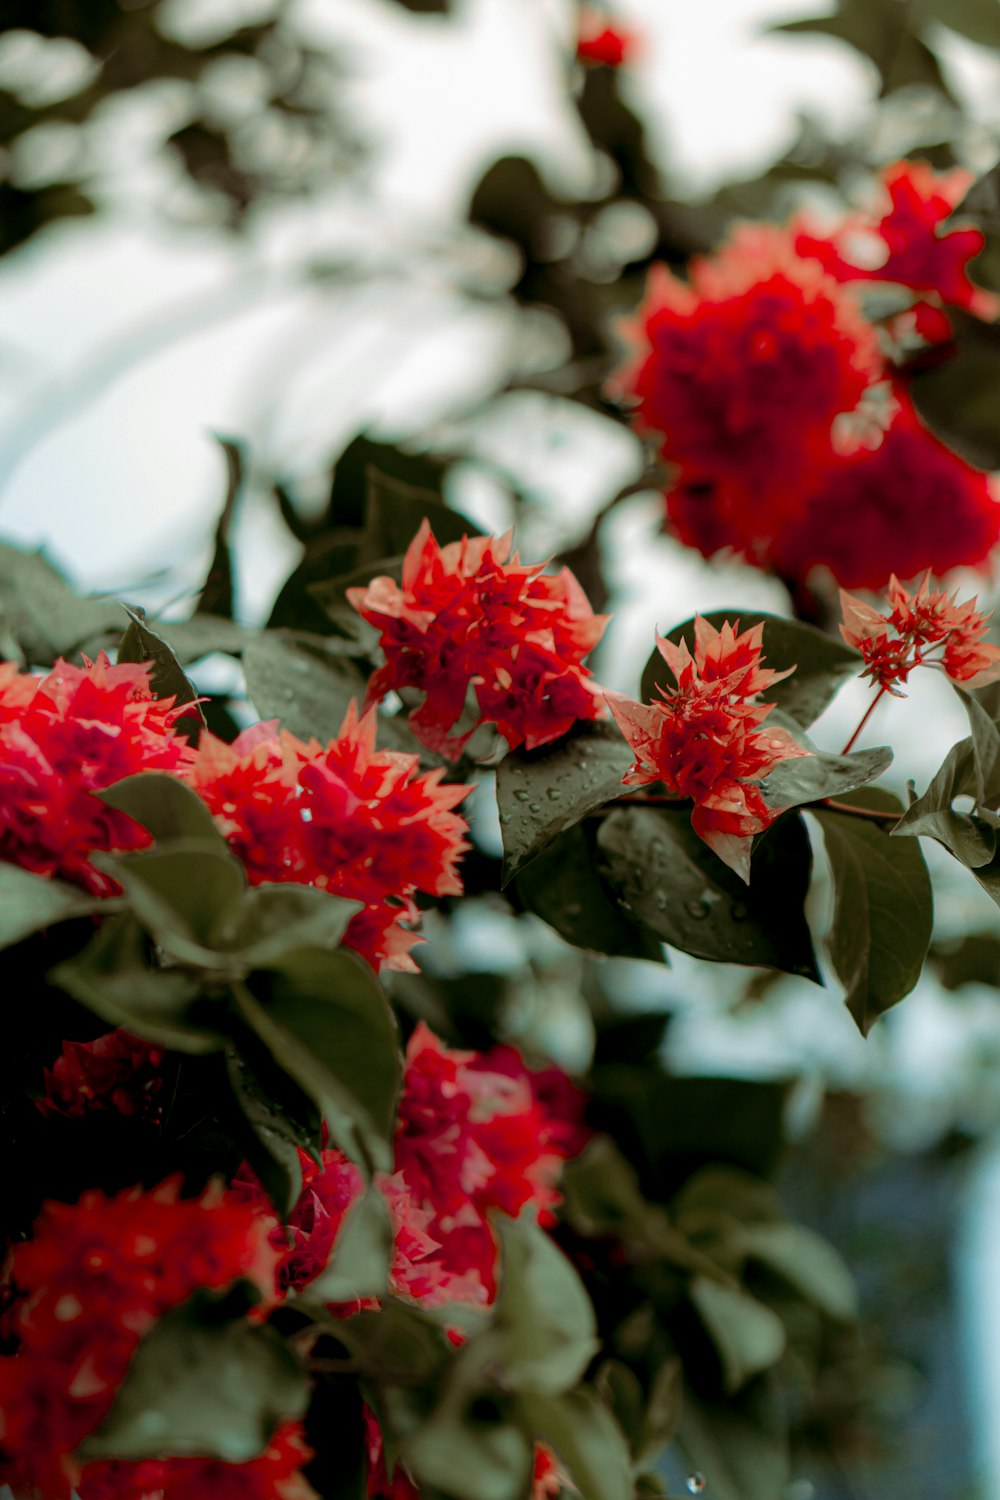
left=822, top=798, right=899, bottom=825
left=841, top=687, right=887, bottom=754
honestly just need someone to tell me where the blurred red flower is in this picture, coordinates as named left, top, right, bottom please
left=347, top=521, right=607, bottom=758
left=0, top=656, right=194, bottom=896
left=577, top=10, right=635, bottom=67
left=76, top=1421, right=316, bottom=1500
left=38, top=1029, right=166, bottom=1122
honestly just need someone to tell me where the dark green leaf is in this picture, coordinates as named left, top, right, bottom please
left=198, top=436, right=244, bottom=619
left=957, top=687, right=1000, bottom=807
left=79, top=1285, right=309, bottom=1462
left=98, top=772, right=228, bottom=848
left=101, top=841, right=247, bottom=966
left=0, top=541, right=123, bottom=664
left=818, top=788, right=933, bottom=1034
left=49, top=914, right=225, bottom=1052
left=337, top=1299, right=452, bottom=1384
left=677, top=1382, right=789, bottom=1500
left=213, top=884, right=361, bottom=967
left=491, top=1215, right=599, bottom=1395
left=363, top=464, right=479, bottom=561
left=224, top=1046, right=320, bottom=1217
left=243, top=629, right=369, bottom=741
left=687, top=1277, right=786, bottom=1394
left=640, top=1358, right=684, bottom=1466
left=760, top=744, right=892, bottom=812
left=738, top=1223, right=857, bottom=1322
left=594, top=1361, right=646, bottom=1457
left=932, top=930, right=1000, bottom=990
left=404, top=1404, right=532, bottom=1500
left=515, top=825, right=664, bottom=961
left=118, top=606, right=206, bottom=742
left=497, top=722, right=634, bottom=885
left=596, top=807, right=819, bottom=979
left=516, top=1389, right=632, bottom=1500
left=644, top=613, right=859, bottom=730
left=894, top=737, right=996, bottom=866
left=158, top=613, right=248, bottom=663
left=307, top=1189, right=393, bottom=1304
left=769, top=0, right=953, bottom=98
left=0, top=862, right=104, bottom=950
left=910, top=313, right=1000, bottom=469
left=235, top=948, right=400, bottom=1174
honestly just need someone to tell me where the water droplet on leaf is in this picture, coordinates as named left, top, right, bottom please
left=686, top=1476, right=706, bottom=1496
left=685, top=899, right=709, bottom=920
left=547, top=788, right=562, bottom=801
left=529, top=802, right=541, bottom=814
left=514, top=789, right=530, bottom=802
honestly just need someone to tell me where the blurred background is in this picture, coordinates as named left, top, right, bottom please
left=4, top=1, right=1000, bottom=1496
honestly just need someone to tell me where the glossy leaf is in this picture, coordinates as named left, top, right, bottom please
left=818, top=789, right=933, bottom=1034
left=957, top=687, right=1000, bottom=808
left=118, top=606, right=206, bottom=743
left=243, top=629, right=369, bottom=742
left=224, top=1046, right=320, bottom=1218
left=596, top=806, right=819, bottom=978
left=894, top=737, right=996, bottom=867
left=496, top=721, right=633, bottom=886
left=79, top=1285, right=309, bottom=1462
left=197, top=436, right=244, bottom=619
left=643, top=612, right=860, bottom=730
left=760, top=744, right=892, bottom=812
left=515, top=824, right=664, bottom=961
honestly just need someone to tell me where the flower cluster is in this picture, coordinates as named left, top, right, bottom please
left=616, top=161, right=1000, bottom=590
left=609, top=618, right=809, bottom=878
left=0, top=656, right=194, bottom=896
left=840, top=574, right=1000, bottom=696
left=576, top=9, right=635, bottom=67
left=347, top=521, right=607, bottom=759
left=37, top=1029, right=167, bottom=1122
left=0, top=1178, right=310, bottom=1500
left=186, top=704, right=470, bottom=972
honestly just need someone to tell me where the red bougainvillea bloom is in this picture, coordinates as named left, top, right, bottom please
left=75, top=1421, right=316, bottom=1500
left=609, top=618, right=810, bottom=880
left=37, top=1029, right=166, bottom=1122
left=394, top=1024, right=588, bottom=1302
left=347, top=522, right=608, bottom=759
left=0, top=1179, right=283, bottom=1500
left=840, top=573, right=1000, bottom=696
left=0, top=655, right=194, bottom=896
left=795, top=159, right=997, bottom=321
left=769, top=390, right=1000, bottom=591
left=614, top=225, right=883, bottom=561
left=186, top=705, right=470, bottom=972
left=577, top=10, right=635, bottom=66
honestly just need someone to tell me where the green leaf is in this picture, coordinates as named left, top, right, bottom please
left=97, top=772, right=228, bottom=848
left=223, top=1046, right=321, bottom=1217
left=491, top=1215, right=599, bottom=1395
left=306, top=1188, right=393, bottom=1304
left=101, top=841, right=247, bottom=966
left=677, top=1382, right=789, bottom=1500
left=118, top=606, right=206, bottom=743
left=78, top=1285, right=309, bottom=1462
left=738, top=1223, right=858, bottom=1323
left=957, top=687, right=1000, bottom=808
left=917, top=0, right=1000, bottom=46
left=894, top=737, right=996, bottom=867
left=212, top=884, right=362, bottom=967
left=515, top=825, right=664, bottom=961
left=910, top=312, right=1000, bottom=469
left=404, top=1403, right=532, bottom=1500
left=594, top=1361, right=646, bottom=1457
left=769, top=0, right=953, bottom=98
left=818, top=788, right=933, bottom=1034
left=198, top=436, right=244, bottom=619
left=687, top=1277, right=786, bottom=1394
left=363, top=464, right=479, bottom=559
left=337, top=1299, right=453, bottom=1384
left=0, top=541, right=123, bottom=664
left=0, top=862, right=105, bottom=951
left=235, top=948, right=400, bottom=1174
left=596, top=806, right=819, bottom=979
left=760, top=744, right=892, bottom=812
left=496, top=722, right=633, bottom=886
left=516, top=1388, right=632, bottom=1500
left=644, top=613, right=859, bottom=731
left=49, top=914, right=225, bottom=1052
left=640, top=1358, right=684, bottom=1467
left=243, top=629, right=369, bottom=742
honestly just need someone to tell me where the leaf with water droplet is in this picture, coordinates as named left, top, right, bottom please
left=516, top=824, right=664, bottom=962
left=761, top=743, right=892, bottom=813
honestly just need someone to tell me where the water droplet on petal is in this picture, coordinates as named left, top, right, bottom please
left=685, top=900, right=709, bottom=921
left=686, top=1476, right=706, bottom=1496
left=514, top=789, right=530, bottom=802
left=547, top=787, right=562, bottom=801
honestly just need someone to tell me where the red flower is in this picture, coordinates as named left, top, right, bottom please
left=577, top=10, right=635, bottom=67
left=769, top=390, right=1000, bottom=591
left=38, top=1029, right=166, bottom=1122
left=614, top=225, right=883, bottom=563
left=347, top=522, right=607, bottom=759
left=840, top=573, right=1000, bottom=695
left=795, top=159, right=997, bottom=321
left=0, top=656, right=194, bottom=896
left=75, top=1421, right=316, bottom=1500
left=608, top=618, right=810, bottom=880
left=0, top=1179, right=282, bottom=1500
left=186, top=706, right=470, bottom=973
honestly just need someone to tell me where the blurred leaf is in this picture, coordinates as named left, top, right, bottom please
left=198, top=436, right=244, bottom=619
left=739, top=1222, right=858, bottom=1322
left=243, top=629, right=369, bottom=742
left=491, top=1215, right=599, bottom=1395
left=118, top=606, right=206, bottom=743
left=596, top=807, right=819, bottom=979
left=307, top=1188, right=393, bottom=1304
left=50, top=914, right=225, bottom=1052
left=405, top=1403, right=532, bottom=1500
left=910, top=312, right=1000, bottom=469
left=516, top=1388, right=632, bottom=1500
left=212, top=884, right=361, bottom=968
left=769, top=0, right=953, bottom=98
left=337, top=1299, right=452, bottom=1384
left=101, top=841, right=246, bottom=967
left=917, top=0, right=1000, bottom=48
left=98, top=772, right=226, bottom=847
left=678, top=1382, right=789, bottom=1500
left=760, top=744, right=892, bottom=812
left=932, top=930, right=1000, bottom=989
left=640, top=1358, right=684, bottom=1466
left=0, top=863, right=105, bottom=951
left=363, top=464, right=478, bottom=562
left=687, top=1278, right=786, bottom=1394
left=224, top=1045, right=321, bottom=1218
left=957, top=687, right=1000, bottom=806
left=235, top=948, right=400, bottom=1175
left=515, top=824, right=664, bottom=961
left=645, top=613, right=860, bottom=730
left=79, top=1284, right=309, bottom=1462
left=0, top=542, right=123, bottom=663
left=819, top=789, right=933, bottom=1034
left=497, top=722, right=633, bottom=885
left=894, top=737, right=996, bottom=866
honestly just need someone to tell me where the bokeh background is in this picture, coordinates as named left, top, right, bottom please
left=4, top=2, right=1000, bottom=1496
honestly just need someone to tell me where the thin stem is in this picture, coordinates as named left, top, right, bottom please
left=822, top=798, right=899, bottom=825
left=841, top=687, right=888, bottom=755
